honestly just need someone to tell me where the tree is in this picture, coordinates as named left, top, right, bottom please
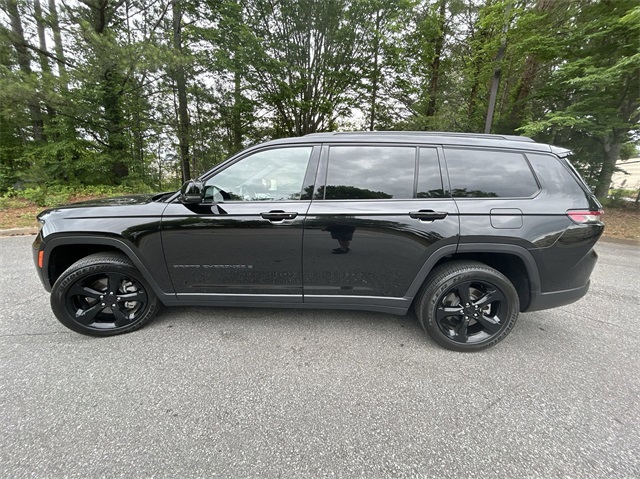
left=2, top=0, right=45, bottom=142
left=171, top=0, right=191, bottom=182
left=520, top=0, right=640, bottom=200
left=244, top=0, right=363, bottom=136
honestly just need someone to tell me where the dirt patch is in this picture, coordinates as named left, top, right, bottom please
left=603, top=206, right=640, bottom=241
left=0, top=198, right=41, bottom=229
left=0, top=194, right=111, bottom=230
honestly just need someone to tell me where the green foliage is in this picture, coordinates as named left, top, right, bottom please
left=0, top=0, right=637, bottom=202
left=1, top=183, right=157, bottom=208
left=604, top=188, right=639, bottom=208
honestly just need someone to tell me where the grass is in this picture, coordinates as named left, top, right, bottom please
left=1, top=189, right=638, bottom=241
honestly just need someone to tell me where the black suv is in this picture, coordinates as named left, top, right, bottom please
left=33, top=132, right=604, bottom=351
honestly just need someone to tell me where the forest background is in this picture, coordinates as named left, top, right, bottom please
left=0, top=0, right=638, bottom=232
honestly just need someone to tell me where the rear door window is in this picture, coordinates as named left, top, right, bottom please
left=444, top=148, right=539, bottom=198
left=323, top=146, right=416, bottom=200
left=417, top=148, right=445, bottom=198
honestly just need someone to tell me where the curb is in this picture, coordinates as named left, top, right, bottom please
left=0, top=227, right=38, bottom=237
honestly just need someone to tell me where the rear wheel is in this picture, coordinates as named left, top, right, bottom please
left=415, top=261, right=519, bottom=352
left=51, top=252, right=159, bottom=336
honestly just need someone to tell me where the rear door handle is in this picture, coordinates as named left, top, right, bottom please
left=409, top=210, right=448, bottom=221
left=261, top=210, right=298, bottom=221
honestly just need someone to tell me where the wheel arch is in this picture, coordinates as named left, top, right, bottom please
left=406, top=243, right=540, bottom=312
left=42, top=235, right=172, bottom=301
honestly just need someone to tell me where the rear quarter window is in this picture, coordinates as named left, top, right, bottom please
left=444, top=148, right=539, bottom=198
left=525, top=153, right=587, bottom=196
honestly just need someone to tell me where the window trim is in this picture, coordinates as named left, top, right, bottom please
left=441, top=146, right=542, bottom=200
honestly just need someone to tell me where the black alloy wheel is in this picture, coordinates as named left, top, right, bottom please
left=435, top=280, right=507, bottom=344
left=51, top=252, right=159, bottom=336
left=64, top=272, right=148, bottom=330
left=415, top=261, right=519, bottom=352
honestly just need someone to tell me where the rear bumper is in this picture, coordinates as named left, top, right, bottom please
left=524, top=281, right=590, bottom=312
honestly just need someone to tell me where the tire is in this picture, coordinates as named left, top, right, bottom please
left=50, top=252, right=160, bottom=337
left=414, top=260, right=519, bottom=352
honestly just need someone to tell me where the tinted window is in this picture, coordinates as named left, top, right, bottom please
left=417, top=148, right=445, bottom=198
left=526, top=153, right=585, bottom=196
left=324, top=146, right=416, bottom=200
left=445, top=148, right=539, bottom=198
left=204, top=147, right=312, bottom=202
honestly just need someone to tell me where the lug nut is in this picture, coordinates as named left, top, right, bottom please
left=101, top=303, right=105, bottom=307
left=117, top=297, right=121, bottom=301
left=100, top=295, right=104, bottom=300
left=111, top=304, right=116, bottom=308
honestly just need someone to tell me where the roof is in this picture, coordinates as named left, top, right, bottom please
left=304, top=131, right=536, bottom=142
left=260, top=131, right=566, bottom=155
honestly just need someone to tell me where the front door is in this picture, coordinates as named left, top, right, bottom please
left=162, top=145, right=319, bottom=303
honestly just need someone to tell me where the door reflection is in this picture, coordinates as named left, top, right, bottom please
left=324, top=224, right=356, bottom=254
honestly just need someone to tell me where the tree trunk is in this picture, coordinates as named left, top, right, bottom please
left=48, top=0, right=68, bottom=90
left=484, top=4, right=511, bottom=134
left=4, top=0, right=46, bottom=142
left=172, top=0, right=191, bottom=182
left=467, top=22, right=487, bottom=128
left=594, top=137, right=622, bottom=200
left=426, top=0, right=446, bottom=118
left=508, top=0, right=554, bottom=130
left=34, top=0, right=58, bottom=121
left=508, top=55, right=538, bottom=129
left=369, top=10, right=381, bottom=131
left=231, top=67, right=243, bottom=154
left=33, top=0, right=50, bottom=75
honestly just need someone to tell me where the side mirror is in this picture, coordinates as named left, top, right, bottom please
left=179, top=180, right=204, bottom=204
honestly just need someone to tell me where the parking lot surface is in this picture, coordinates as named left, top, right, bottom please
left=1, top=235, right=639, bottom=478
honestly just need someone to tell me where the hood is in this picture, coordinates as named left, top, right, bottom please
left=36, top=193, right=172, bottom=238
left=59, top=193, right=157, bottom=208
left=36, top=193, right=169, bottom=224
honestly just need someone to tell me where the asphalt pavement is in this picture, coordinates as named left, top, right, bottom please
left=0, top=236, right=638, bottom=478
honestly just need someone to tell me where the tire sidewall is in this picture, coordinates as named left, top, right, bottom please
left=51, top=261, right=158, bottom=336
left=422, top=268, right=519, bottom=351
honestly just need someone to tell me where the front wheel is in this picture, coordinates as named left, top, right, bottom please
left=415, top=261, right=519, bottom=352
left=51, top=252, right=159, bottom=336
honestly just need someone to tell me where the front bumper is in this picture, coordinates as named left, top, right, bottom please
left=32, top=232, right=50, bottom=291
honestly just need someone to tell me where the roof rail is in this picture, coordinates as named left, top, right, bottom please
left=303, top=131, right=535, bottom=143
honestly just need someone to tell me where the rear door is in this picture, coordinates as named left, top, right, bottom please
left=302, top=144, right=459, bottom=307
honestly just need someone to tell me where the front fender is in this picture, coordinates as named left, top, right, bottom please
left=40, top=234, right=176, bottom=304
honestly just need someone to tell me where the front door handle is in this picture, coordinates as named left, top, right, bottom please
left=261, top=210, right=298, bottom=221
left=409, top=210, right=448, bottom=221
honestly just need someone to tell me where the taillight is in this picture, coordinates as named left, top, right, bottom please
left=566, top=209, right=603, bottom=224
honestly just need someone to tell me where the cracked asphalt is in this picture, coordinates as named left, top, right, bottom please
left=1, top=235, right=639, bottom=478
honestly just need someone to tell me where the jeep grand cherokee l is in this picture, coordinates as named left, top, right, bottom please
left=33, top=132, right=604, bottom=351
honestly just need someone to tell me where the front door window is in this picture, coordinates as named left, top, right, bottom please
left=204, top=147, right=312, bottom=202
